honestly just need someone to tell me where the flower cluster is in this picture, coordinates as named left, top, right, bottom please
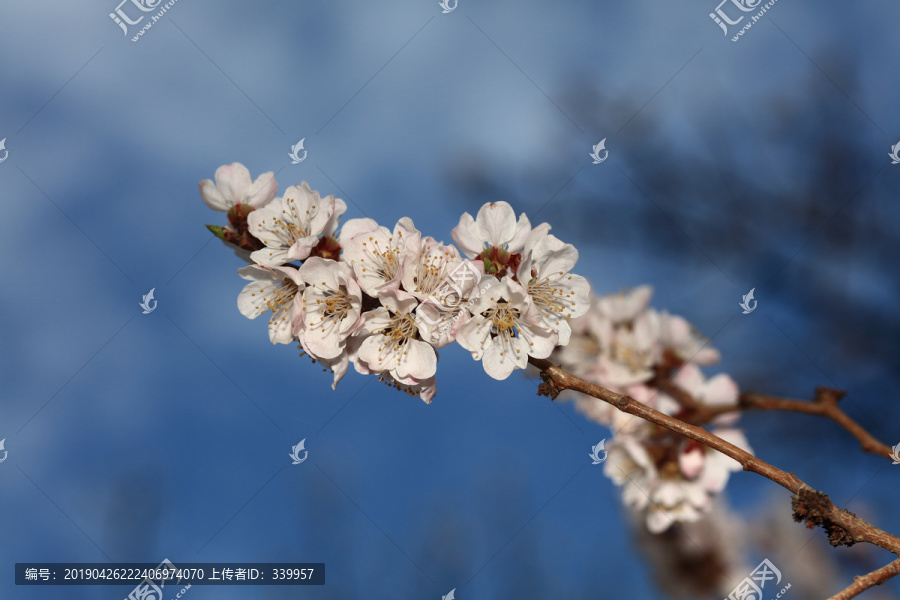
left=200, top=162, right=752, bottom=534
left=553, top=287, right=753, bottom=533
left=200, top=163, right=592, bottom=402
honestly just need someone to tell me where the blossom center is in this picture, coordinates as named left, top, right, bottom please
left=256, top=278, right=298, bottom=325
left=611, top=333, right=651, bottom=372
left=309, top=285, right=351, bottom=333
left=374, top=313, right=419, bottom=363
left=360, top=234, right=402, bottom=281
left=413, top=247, right=453, bottom=295
left=269, top=198, right=316, bottom=244
left=528, top=274, right=577, bottom=321
left=486, top=303, right=521, bottom=338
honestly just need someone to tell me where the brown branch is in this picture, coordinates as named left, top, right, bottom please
left=530, top=357, right=900, bottom=563
left=690, top=386, right=895, bottom=461
left=826, top=557, right=900, bottom=600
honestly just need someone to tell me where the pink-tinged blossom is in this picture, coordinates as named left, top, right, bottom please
left=605, top=434, right=711, bottom=534
left=236, top=265, right=304, bottom=345
left=199, top=162, right=277, bottom=212
left=595, top=285, right=653, bottom=324
left=595, top=309, right=658, bottom=388
left=603, top=366, right=753, bottom=533
left=667, top=364, right=752, bottom=492
left=552, top=287, right=721, bottom=395
left=655, top=311, right=720, bottom=366
left=248, top=182, right=346, bottom=266
left=456, top=277, right=558, bottom=380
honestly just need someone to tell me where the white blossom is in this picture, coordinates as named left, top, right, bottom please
left=342, top=217, right=421, bottom=300
left=236, top=265, right=304, bottom=345
left=355, top=294, right=437, bottom=383
left=199, top=162, right=277, bottom=212
left=400, top=236, right=464, bottom=302
left=451, top=201, right=549, bottom=258
left=248, top=182, right=346, bottom=266
left=404, top=243, right=486, bottom=348
left=456, top=277, right=558, bottom=380
left=517, top=233, right=591, bottom=345
left=297, top=257, right=363, bottom=360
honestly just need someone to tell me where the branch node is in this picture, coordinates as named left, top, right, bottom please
left=792, top=487, right=857, bottom=547
left=537, top=371, right=560, bottom=400
left=815, top=386, right=846, bottom=404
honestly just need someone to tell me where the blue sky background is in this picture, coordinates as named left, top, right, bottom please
left=1, top=1, right=899, bottom=599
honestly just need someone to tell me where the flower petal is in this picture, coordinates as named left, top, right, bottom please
left=450, top=212, right=484, bottom=258
left=703, top=373, right=739, bottom=406
left=394, top=339, right=437, bottom=380
left=199, top=179, right=228, bottom=211
left=481, top=335, right=527, bottom=380
left=340, top=217, right=380, bottom=246
left=215, top=163, right=252, bottom=205
left=474, top=201, right=517, bottom=248
left=245, top=171, right=278, bottom=207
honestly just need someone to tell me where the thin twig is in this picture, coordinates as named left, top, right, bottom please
left=826, top=557, right=900, bottom=600
left=529, top=357, right=900, bottom=563
left=687, top=386, right=894, bottom=460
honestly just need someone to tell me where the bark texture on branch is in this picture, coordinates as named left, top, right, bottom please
left=529, top=358, right=900, bottom=600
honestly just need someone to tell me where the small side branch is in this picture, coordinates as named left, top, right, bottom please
left=529, top=358, right=900, bottom=559
left=739, top=388, right=894, bottom=460
left=826, top=557, right=900, bottom=600
left=688, top=386, right=894, bottom=460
